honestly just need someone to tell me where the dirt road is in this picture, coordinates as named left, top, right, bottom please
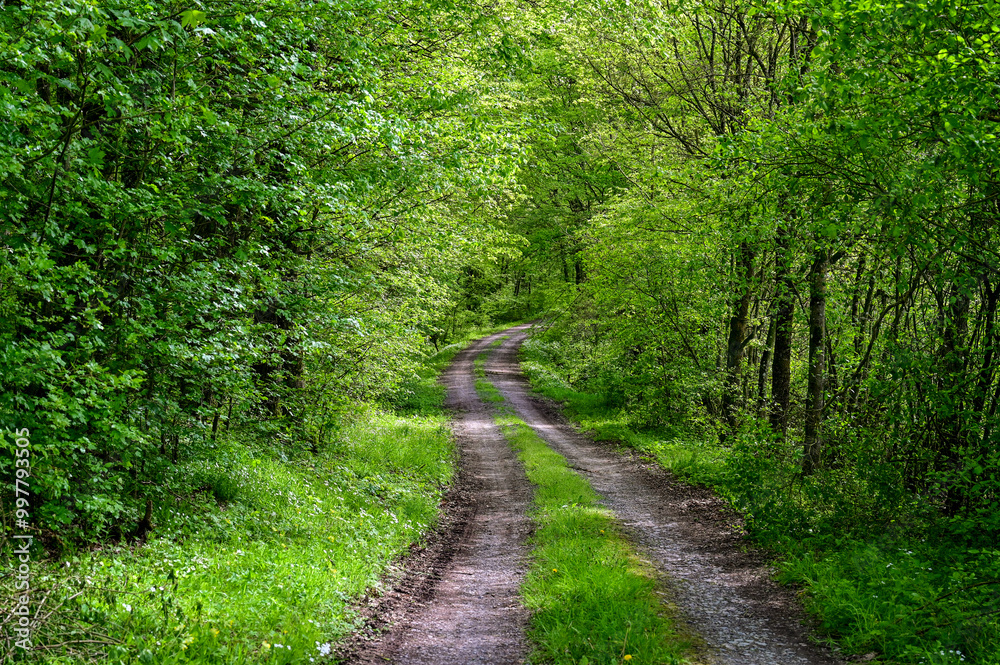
left=349, top=324, right=842, bottom=664
left=347, top=330, right=533, bottom=664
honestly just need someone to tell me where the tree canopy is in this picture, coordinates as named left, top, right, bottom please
left=4, top=0, right=1000, bottom=660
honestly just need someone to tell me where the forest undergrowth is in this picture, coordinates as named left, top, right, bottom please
left=0, top=327, right=511, bottom=665
left=520, top=335, right=1000, bottom=665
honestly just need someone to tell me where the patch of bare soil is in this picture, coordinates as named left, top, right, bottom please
left=342, top=331, right=534, bottom=664
left=489, top=327, right=844, bottom=665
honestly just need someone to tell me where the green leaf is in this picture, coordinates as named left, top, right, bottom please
left=86, top=147, right=106, bottom=167
left=201, top=106, right=217, bottom=126
left=180, top=9, right=207, bottom=28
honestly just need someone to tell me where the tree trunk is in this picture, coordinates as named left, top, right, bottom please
left=757, top=314, right=776, bottom=414
left=973, top=277, right=999, bottom=415
left=722, top=242, right=754, bottom=437
left=252, top=298, right=300, bottom=418
left=803, top=243, right=828, bottom=475
left=770, top=223, right=794, bottom=436
left=939, top=282, right=970, bottom=514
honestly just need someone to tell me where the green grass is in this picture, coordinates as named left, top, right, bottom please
left=0, top=319, right=521, bottom=665
left=498, top=415, right=697, bottom=665
left=389, top=326, right=517, bottom=416
left=774, top=540, right=1000, bottom=665
left=475, top=377, right=505, bottom=403
left=474, top=342, right=507, bottom=403
left=473, top=359, right=698, bottom=665
left=519, top=339, right=726, bottom=487
left=1, top=326, right=540, bottom=664
left=2, top=409, right=454, bottom=664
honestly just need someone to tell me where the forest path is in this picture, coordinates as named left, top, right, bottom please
left=488, top=328, right=844, bottom=665
left=348, top=324, right=843, bottom=664
left=346, top=329, right=533, bottom=664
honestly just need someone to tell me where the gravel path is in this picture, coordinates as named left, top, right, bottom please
left=348, top=324, right=844, bottom=664
left=488, top=326, right=844, bottom=665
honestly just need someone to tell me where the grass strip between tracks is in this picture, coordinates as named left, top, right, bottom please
left=475, top=351, right=695, bottom=665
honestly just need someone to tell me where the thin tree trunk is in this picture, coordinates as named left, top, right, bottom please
left=973, top=278, right=999, bottom=415
left=770, top=223, right=794, bottom=436
left=940, top=282, right=970, bottom=514
left=757, top=314, right=775, bottom=413
left=847, top=272, right=877, bottom=414
left=803, top=243, right=828, bottom=475
left=722, top=242, right=754, bottom=437
left=849, top=254, right=867, bottom=327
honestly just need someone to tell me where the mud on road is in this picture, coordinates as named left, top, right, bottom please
left=347, top=324, right=843, bottom=665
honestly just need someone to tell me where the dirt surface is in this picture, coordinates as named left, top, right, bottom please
left=489, top=327, right=844, bottom=665
left=344, top=331, right=533, bottom=664
left=346, top=324, right=845, bottom=664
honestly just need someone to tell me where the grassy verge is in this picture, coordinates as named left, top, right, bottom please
left=390, top=325, right=519, bottom=416
left=1, top=410, right=453, bottom=664
left=474, top=338, right=507, bottom=403
left=518, top=338, right=726, bottom=487
left=518, top=336, right=1000, bottom=665
left=475, top=350, right=696, bottom=665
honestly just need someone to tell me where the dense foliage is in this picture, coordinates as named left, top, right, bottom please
left=0, top=0, right=517, bottom=543
left=497, top=0, right=1000, bottom=662
left=501, top=0, right=1000, bottom=536
left=5, top=0, right=1000, bottom=662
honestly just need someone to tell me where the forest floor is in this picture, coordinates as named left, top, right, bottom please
left=345, top=325, right=845, bottom=664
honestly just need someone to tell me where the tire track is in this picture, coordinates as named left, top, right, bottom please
left=488, top=327, right=843, bottom=665
left=348, top=331, right=533, bottom=664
